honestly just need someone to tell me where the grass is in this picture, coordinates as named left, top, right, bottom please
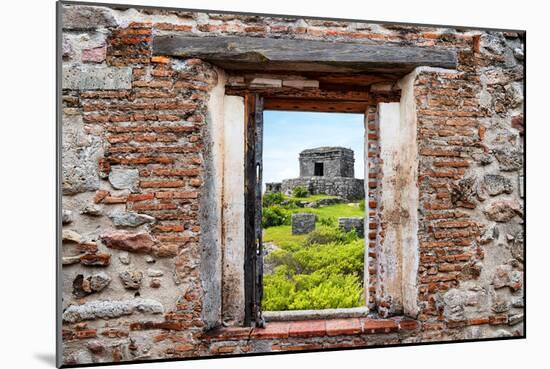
left=264, top=225, right=307, bottom=251
left=302, top=202, right=364, bottom=218
left=263, top=201, right=364, bottom=251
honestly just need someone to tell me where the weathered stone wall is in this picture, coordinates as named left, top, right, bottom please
left=60, top=3, right=524, bottom=365
left=281, top=176, right=365, bottom=200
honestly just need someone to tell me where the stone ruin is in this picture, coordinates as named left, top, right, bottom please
left=269, top=147, right=365, bottom=201
left=291, top=213, right=316, bottom=235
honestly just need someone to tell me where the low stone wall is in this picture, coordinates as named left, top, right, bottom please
left=339, top=217, right=365, bottom=238
left=265, top=182, right=282, bottom=193
left=282, top=177, right=364, bottom=200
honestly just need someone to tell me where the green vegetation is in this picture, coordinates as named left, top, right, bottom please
left=262, top=192, right=285, bottom=207
left=261, top=192, right=365, bottom=311
left=262, top=205, right=291, bottom=228
left=292, top=186, right=309, bottom=198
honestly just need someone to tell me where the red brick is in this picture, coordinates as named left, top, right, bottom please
left=204, top=327, right=252, bottom=340
left=174, top=344, right=194, bottom=352
left=289, top=320, right=326, bottom=338
left=489, top=314, right=508, bottom=325
left=151, top=56, right=170, bottom=64
left=325, top=318, right=361, bottom=336
left=399, top=319, right=419, bottom=331
left=94, top=190, right=109, bottom=204
left=154, top=224, right=184, bottom=232
left=363, top=319, right=398, bottom=334
left=155, top=191, right=198, bottom=199
left=467, top=317, right=490, bottom=325
left=75, top=330, right=97, bottom=339
left=251, top=322, right=289, bottom=339
left=127, top=193, right=155, bottom=202
left=140, top=180, right=185, bottom=188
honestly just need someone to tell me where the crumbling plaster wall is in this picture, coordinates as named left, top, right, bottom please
left=59, top=3, right=524, bottom=365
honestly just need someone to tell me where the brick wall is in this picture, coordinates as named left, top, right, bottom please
left=60, top=3, right=524, bottom=365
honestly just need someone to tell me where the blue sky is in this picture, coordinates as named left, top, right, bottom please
left=263, top=111, right=365, bottom=185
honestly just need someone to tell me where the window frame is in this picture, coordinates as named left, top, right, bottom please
left=242, top=93, right=373, bottom=326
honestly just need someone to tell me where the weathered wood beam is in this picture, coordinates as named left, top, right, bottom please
left=226, top=86, right=371, bottom=102
left=263, top=98, right=369, bottom=113
left=153, top=36, right=457, bottom=74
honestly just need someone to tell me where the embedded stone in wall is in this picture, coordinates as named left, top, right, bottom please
left=119, top=270, right=143, bottom=289
left=338, top=217, right=364, bottom=238
left=291, top=213, right=316, bottom=235
left=63, top=229, right=82, bottom=243
left=493, top=149, right=523, bottom=171
left=492, top=265, right=523, bottom=291
left=62, top=298, right=164, bottom=323
left=480, top=226, right=499, bottom=244
left=484, top=200, right=523, bottom=222
left=82, top=44, right=107, bottom=63
left=118, top=252, right=130, bottom=265
left=482, top=174, right=513, bottom=196
left=62, top=210, right=73, bottom=224
left=62, top=115, right=102, bottom=194
left=101, top=230, right=155, bottom=253
left=63, top=255, right=81, bottom=265
left=108, top=167, right=139, bottom=191
left=62, top=66, right=132, bottom=90
left=511, top=230, right=524, bottom=263
left=442, top=289, right=466, bottom=321
left=79, top=253, right=111, bottom=267
left=109, top=212, right=156, bottom=228
left=62, top=5, right=118, bottom=30
left=73, top=272, right=112, bottom=297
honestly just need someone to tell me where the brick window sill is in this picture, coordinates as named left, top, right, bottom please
left=202, top=317, right=419, bottom=341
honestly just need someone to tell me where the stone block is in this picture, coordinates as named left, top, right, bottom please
left=82, top=45, right=107, bottom=63
left=338, top=217, right=365, bottom=238
left=62, top=5, right=118, bottom=30
left=291, top=213, right=316, bottom=235
left=482, top=174, right=513, bottom=196
left=62, top=115, right=103, bottom=194
left=109, top=212, right=156, bottom=227
left=62, top=299, right=163, bottom=323
left=108, top=167, right=139, bottom=191
left=62, top=65, right=132, bottom=90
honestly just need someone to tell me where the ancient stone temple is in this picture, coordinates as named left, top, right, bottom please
left=278, top=147, right=364, bottom=200
left=299, top=147, right=355, bottom=178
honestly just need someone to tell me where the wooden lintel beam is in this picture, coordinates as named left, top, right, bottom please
left=153, top=36, right=457, bottom=74
left=263, top=98, right=369, bottom=113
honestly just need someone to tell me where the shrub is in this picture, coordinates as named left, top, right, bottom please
left=318, top=216, right=337, bottom=227
left=359, top=199, right=366, bottom=212
left=263, top=268, right=363, bottom=311
left=292, top=186, right=309, bottom=198
left=304, top=226, right=358, bottom=246
left=262, top=205, right=290, bottom=228
left=263, top=192, right=284, bottom=207
left=293, top=239, right=364, bottom=276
